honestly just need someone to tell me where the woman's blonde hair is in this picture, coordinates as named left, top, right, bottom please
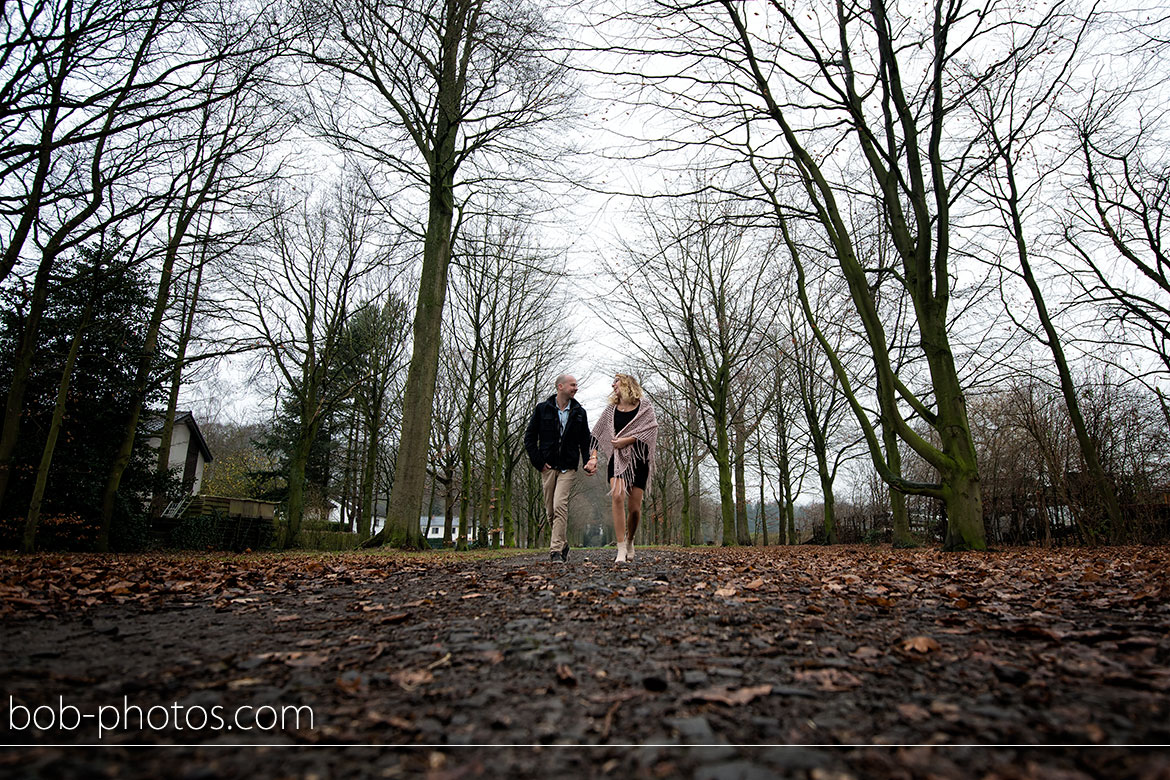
left=608, top=373, right=644, bottom=405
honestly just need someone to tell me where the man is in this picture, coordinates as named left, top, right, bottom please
left=524, top=374, right=595, bottom=562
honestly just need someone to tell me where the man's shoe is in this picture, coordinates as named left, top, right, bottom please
left=550, top=551, right=561, bottom=562
left=561, top=543, right=570, bottom=562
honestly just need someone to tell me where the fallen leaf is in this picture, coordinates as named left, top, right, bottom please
left=714, top=587, right=737, bottom=597
left=793, top=668, right=863, bottom=691
left=285, top=652, right=330, bottom=668
left=686, top=684, right=772, bottom=705
left=896, top=702, right=931, bottom=721
left=902, top=636, right=942, bottom=653
left=391, top=669, right=433, bottom=691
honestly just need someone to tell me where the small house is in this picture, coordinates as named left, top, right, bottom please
left=144, top=410, right=213, bottom=494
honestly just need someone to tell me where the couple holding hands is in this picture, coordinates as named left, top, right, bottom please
left=523, top=373, right=659, bottom=564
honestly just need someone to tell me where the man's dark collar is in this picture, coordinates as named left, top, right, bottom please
left=546, top=394, right=579, bottom=410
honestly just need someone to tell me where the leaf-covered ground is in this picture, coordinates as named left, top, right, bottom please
left=2, top=545, right=1170, bottom=778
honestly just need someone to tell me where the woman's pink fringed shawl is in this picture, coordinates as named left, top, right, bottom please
left=590, top=398, right=659, bottom=495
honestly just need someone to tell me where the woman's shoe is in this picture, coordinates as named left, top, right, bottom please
left=625, top=540, right=636, bottom=562
left=615, top=541, right=628, bottom=563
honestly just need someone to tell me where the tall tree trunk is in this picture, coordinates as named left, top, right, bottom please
left=284, top=434, right=315, bottom=548
left=933, top=392, right=984, bottom=551
left=733, top=409, right=752, bottom=545
left=776, top=399, right=796, bottom=545
left=23, top=311, right=90, bottom=552
left=501, top=446, right=516, bottom=548
left=97, top=255, right=176, bottom=550
left=152, top=244, right=206, bottom=519
left=692, top=455, right=703, bottom=545
left=999, top=147, right=1123, bottom=542
left=370, top=4, right=466, bottom=549
left=758, top=453, right=769, bottom=547
left=453, top=346, right=479, bottom=552
left=359, top=400, right=381, bottom=539
left=882, top=411, right=913, bottom=547
left=97, top=153, right=223, bottom=549
left=479, top=386, right=497, bottom=546
left=443, top=468, right=455, bottom=546
left=809, top=428, right=836, bottom=544
left=715, top=405, right=736, bottom=546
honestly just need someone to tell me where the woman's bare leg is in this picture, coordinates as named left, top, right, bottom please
left=626, top=486, right=644, bottom=560
left=610, top=478, right=628, bottom=562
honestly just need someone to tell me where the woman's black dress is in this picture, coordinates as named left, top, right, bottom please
left=606, top=404, right=650, bottom=490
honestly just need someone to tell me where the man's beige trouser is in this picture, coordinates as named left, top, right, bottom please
left=541, top=468, right=575, bottom=553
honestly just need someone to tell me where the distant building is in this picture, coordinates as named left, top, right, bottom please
left=144, top=411, right=213, bottom=495
left=370, top=514, right=465, bottom=541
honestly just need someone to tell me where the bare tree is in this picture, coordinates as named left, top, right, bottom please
left=445, top=214, right=570, bottom=548
left=651, top=385, right=705, bottom=546
left=598, top=0, right=1091, bottom=549
left=220, top=181, right=388, bottom=546
left=957, top=6, right=1126, bottom=543
left=98, top=51, right=291, bottom=550
left=610, top=185, right=780, bottom=545
left=296, top=0, right=575, bottom=548
left=0, top=0, right=288, bottom=537
left=345, top=292, right=411, bottom=538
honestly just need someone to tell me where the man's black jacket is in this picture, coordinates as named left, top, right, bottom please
left=524, top=395, right=590, bottom=471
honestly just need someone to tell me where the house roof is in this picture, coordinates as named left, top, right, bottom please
left=177, top=412, right=213, bottom=463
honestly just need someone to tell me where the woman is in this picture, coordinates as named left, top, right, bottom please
left=589, top=373, right=658, bottom=563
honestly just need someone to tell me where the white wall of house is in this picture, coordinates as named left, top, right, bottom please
left=145, top=418, right=208, bottom=495
left=167, top=425, right=193, bottom=483
left=369, top=516, right=463, bottom=538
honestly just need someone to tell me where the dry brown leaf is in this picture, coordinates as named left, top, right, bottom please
left=896, top=702, right=931, bottom=721
left=285, top=652, right=330, bottom=668
left=902, top=636, right=942, bottom=653
left=714, top=587, right=737, bottom=597
left=686, top=684, right=772, bottom=706
left=793, top=668, right=863, bottom=691
left=391, top=669, right=434, bottom=691
left=380, top=612, right=409, bottom=625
